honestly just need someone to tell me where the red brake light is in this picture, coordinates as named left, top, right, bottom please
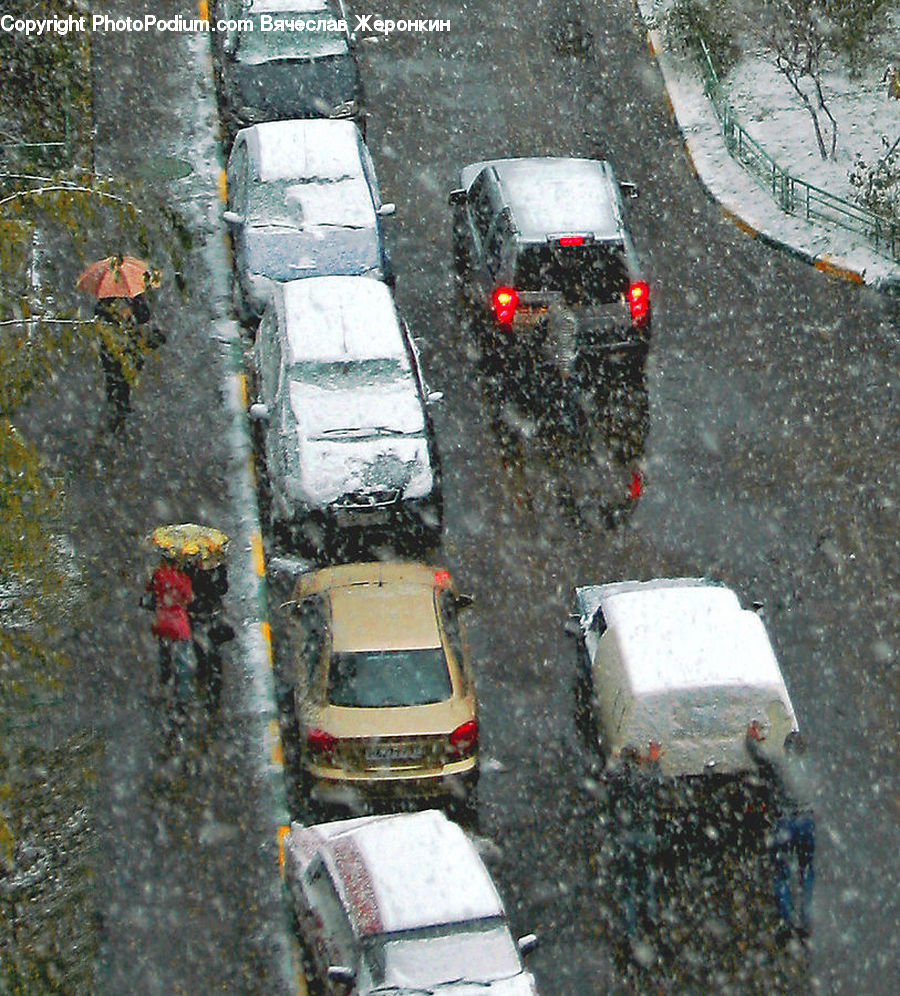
left=557, top=236, right=585, bottom=247
left=448, top=719, right=479, bottom=758
left=306, top=728, right=338, bottom=756
left=434, top=568, right=452, bottom=590
left=491, top=287, right=518, bottom=324
left=628, top=282, right=649, bottom=326
left=628, top=470, right=643, bottom=501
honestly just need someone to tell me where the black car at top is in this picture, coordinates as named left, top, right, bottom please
left=214, top=0, right=364, bottom=134
left=450, top=157, right=650, bottom=376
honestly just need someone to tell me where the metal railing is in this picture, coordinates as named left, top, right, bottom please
left=693, top=34, right=899, bottom=263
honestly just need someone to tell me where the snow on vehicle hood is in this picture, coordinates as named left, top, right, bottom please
left=289, top=380, right=431, bottom=504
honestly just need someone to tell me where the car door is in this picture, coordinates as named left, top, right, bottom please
left=401, top=319, right=442, bottom=485
left=226, top=137, right=250, bottom=289
left=463, top=170, right=496, bottom=299
left=298, top=858, right=358, bottom=990
left=358, top=135, right=393, bottom=282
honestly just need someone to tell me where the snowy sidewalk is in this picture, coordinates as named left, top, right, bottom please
left=632, top=0, right=900, bottom=291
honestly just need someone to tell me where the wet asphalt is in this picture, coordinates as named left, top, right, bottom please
left=34, top=0, right=900, bottom=993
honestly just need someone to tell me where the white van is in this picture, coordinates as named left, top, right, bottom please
left=572, top=579, right=799, bottom=777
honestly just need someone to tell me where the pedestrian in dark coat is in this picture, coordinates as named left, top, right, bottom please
left=184, top=561, right=234, bottom=704
left=608, top=743, right=664, bottom=954
left=746, top=721, right=816, bottom=941
left=94, top=293, right=157, bottom=432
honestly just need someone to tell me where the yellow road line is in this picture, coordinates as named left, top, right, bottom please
left=251, top=531, right=266, bottom=577
left=815, top=256, right=864, bottom=284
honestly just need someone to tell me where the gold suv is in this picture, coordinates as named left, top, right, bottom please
left=290, top=562, right=479, bottom=814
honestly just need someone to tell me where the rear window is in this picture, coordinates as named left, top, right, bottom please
left=515, top=241, right=629, bottom=303
left=328, top=648, right=452, bottom=707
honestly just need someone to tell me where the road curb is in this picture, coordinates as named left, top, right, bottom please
left=183, top=27, right=299, bottom=994
left=634, top=1, right=882, bottom=289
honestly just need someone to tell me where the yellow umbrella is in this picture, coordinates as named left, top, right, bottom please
left=148, top=523, right=230, bottom=568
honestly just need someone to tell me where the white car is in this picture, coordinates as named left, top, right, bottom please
left=250, top=276, right=442, bottom=545
left=224, top=118, right=394, bottom=321
left=571, top=578, right=800, bottom=777
left=283, top=809, right=540, bottom=994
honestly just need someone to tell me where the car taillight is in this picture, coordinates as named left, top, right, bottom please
left=306, top=728, right=338, bottom=756
left=628, top=282, right=649, bottom=326
left=628, top=470, right=643, bottom=501
left=434, top=568, right=452, bottom=590
left=557, top=235, right=585, bottom=247
left=491, top=287, right=518, bottom=324
left=448, top=719, right=479, bottom=759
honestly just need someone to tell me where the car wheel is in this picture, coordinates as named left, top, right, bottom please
left=450, top=776, right=479, bottom=829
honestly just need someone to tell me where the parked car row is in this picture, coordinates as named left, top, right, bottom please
left=211, top=16, right=531, bottom=992
left=208, top=10, right=803, bottom=991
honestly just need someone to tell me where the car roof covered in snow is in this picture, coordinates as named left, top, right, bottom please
left=245, top=119, right=364, bottom=183
left=291, top=810, right=504, bottom=937
left=271, top=277, right=407, bottom=366
left=575, top=579, right=792, bottom=699
left=460, top=157, right=624, bottom=242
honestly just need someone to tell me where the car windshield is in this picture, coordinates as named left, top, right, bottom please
left=515, top=240, right=629, bottom=303
left=290, top=358, right=410, bottom=388
left=364, top=920, right=521, bottom=990
left=236, top=13, right=347, bottom=65
left=328, top=647, right=451, bottom=707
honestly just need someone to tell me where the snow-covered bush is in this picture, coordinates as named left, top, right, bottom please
left=849, top=135, right=900, bottom=220
left=664, top=0, right=740, bottom=77
left=823, top=0, right=898, bottom=73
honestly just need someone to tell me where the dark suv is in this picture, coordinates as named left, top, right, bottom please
left=450, top=157, right=650, bottom=373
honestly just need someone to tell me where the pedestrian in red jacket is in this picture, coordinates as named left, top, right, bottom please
left=147, top=559, right=194, bottom=685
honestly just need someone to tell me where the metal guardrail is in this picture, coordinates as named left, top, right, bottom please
left=693, top=34, right=900, bottom=263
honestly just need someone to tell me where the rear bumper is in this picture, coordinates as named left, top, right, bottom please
left=487, top=311, right=651, bottom=354
left=307, top=757, right=479, bottom=809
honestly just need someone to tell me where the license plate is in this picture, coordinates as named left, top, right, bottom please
left=366, top=743, right=425, bottom=764
left=334, top=506, right=392, bottom=528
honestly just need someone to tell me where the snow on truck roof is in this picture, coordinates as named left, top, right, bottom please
left=461, top=158, right=624, bottom=242
left=248, top=119, right=363, bottom=183
left=300, top=811, right=504, bottom=937
left=576, top=579, right=789, bottom=697
left=275, top=277, right=407, bottom=365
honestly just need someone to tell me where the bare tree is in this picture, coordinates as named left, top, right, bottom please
left=765, top=0, right=838, bottom=159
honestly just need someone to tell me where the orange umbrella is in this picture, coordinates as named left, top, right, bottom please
left=76, top=255, right=158, bottom=299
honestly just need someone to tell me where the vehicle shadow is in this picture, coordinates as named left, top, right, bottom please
left=474, top=337, right=650, bottom=531
left=588, top=778, right=813, bottom=991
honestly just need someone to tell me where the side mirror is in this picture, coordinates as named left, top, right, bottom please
left=455, top=593, right=474, bottom=610
left=619, top=181, right=639, bottom=199
left=223, top=210, right=244, bottom=226
left=517, top=933, right=539, bottom=956
left=448, top=188, right=466, bottom=207
left=248, top=402, right=269, bottom=422
left=377, top=202, right=396, bottom=218
left=326, top=965, right=356, bottom=990
left=784, top=730, right=806, bottom=754
left=427, top=390, right=444, bottom=404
